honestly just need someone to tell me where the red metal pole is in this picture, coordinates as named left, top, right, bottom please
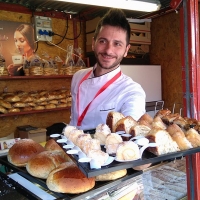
left=179, top=0, right=200, bottom=199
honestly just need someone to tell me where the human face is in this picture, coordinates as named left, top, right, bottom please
left=14, top=31, right=31, bottom=55
left=92, top=25, right=130, bottom=73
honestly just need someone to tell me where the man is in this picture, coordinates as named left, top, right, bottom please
left=70, top=8, right=146, bottom=131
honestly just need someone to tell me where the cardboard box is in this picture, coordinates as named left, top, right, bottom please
left=130, top=32, right=151, bottom=45
left=129, top=21, right=151, bottom=32
left=16, top=126, right=46, bottom=143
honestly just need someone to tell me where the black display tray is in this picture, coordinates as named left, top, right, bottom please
left=0, top=156, right=142, bottom=200
left=67, top=146, right=200, bottom=177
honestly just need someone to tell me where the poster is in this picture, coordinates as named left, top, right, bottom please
left=0, top=21, right=35, bottom=76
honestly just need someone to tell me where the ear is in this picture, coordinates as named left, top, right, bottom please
left=124, top=44, right=131, bottom=57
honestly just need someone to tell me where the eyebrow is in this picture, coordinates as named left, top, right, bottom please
left=98, top=37, right=124, bottom=44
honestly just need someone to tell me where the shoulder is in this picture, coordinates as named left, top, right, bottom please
left=72, top=67, right=92, bottom=78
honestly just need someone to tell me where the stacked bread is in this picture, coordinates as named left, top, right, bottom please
left=0, top=89, right=71, bottom=114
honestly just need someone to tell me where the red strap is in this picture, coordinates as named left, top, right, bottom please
left=77, top=70, right=121, bottom=126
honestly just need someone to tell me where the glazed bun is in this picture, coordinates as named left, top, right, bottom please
left=7, top=139, right=45, bottom=167
left=46, top=162, right=95, bottom=193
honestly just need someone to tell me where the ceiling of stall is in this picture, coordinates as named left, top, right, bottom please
left=0, top=0, right=175, bottom=20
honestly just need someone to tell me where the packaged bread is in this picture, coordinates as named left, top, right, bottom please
left=116, top=141, right=140, bottom=161
left=7, top=139, right=45, bottom=167
left=105, top=133, right=123, bottom=154
left=166, top=124, right=192, bottom=150
left=185, top=128, right=200, bottom=147
left=145, top=128, right=180, bottom=155
left=26, top=151, right=68, bottom=179
left=46, top=162, right=95, bottom=194
left=94, top=124, right=111, bottom=145
left=106, top=111, right=125, bottom=132
left=95, top=169, right=127, bottom=181
left=114, top=116, right=138, bottom=133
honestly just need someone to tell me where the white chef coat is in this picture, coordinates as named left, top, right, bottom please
left=69, top=65, right=146, bottom=130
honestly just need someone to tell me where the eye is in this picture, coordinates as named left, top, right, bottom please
left=98, top=39, right=106, bottom=44
left=114, top=42, right=122, bottom=47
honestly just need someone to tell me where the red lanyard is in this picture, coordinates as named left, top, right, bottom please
left=77, top=70, right=121, bottom=126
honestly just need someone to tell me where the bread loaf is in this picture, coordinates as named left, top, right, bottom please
left=26, top=151, right=68, bottom=179
left=166, top=124, right=192, bottom=150
left=129, top=125, right=151, bottom=137
left=46, top=162, right=95, bottom=193
left=114, top=116, right=138, bottom=133
left=154, top=109, right=171, bottom=118
left=116, top=141, right=140, bottom=161
left=95, top=169, right=127, bottom=181
left=7, top=139, right=45, bottom=167
left=145, top=128, right=180, bottom=155
left=152, top=116, right=167, bottom=130
left=106, top=111, right=125, bottom=132
left=138, top=113, right=153, bottom=128
left=185, top=128, right=200, bottom=147
left=161, top=113, right=181, bottom=125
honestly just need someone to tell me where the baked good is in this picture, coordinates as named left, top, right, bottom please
left=106, top=111, right=125, bottom=132
left=82, top=138, right=101, bottom=155
left=63, top=125, right=77, bottom=138
left=173, top=117, right=188, bottom=130
left=3, top=94, right=20, bottom=102
left=26, top=151, right=68, bottom=179
left=93, top=124, right=111, bottom=145
left=12, top=102, right=26, bottom=107
left=46, top=162, right=95, bottom=193
left=75, top=134, right=92, bottom=149
left=0, top=99, right=12, bottom=109
left=33, top=105, right=45, bottom=110
left=7, top=139, right=45, bottom=167
left=116, top=141, right=140, bottom=161
left=0, top=105, right=8, bottom=114
left=68, top=129, right=84, bottom=144
left=154, top=109, right=171, bottom=118
left=166, top=124, right=192, bottom=150
left=138, top=113, right=153, bottom=128
left=95, top=169, right=127, bottom=181
left=45, top=103, right=56, bottom=109
left=161, top=113, right=181, bottom=125
left=45, top=139, right=71, bottom=161
left=129, top=124, right=151, bottom=137
left=87, top=149, right=109, bottom=166
left=145, top=128, right=180, bottom=155
left=114, top=116, right=138, bottom=133
left=8, top=108, right=20, bottom=113
left=105, top=133, right=123, bottom=154
left=152, top=116, right=167, bottom=129
left=185, top=128, right=200, bottom=147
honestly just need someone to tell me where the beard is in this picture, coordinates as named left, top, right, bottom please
left=94, top=51, right=125, bottom=70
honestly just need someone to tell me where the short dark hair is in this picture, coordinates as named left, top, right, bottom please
left=93, top=8, right=131, bottom=45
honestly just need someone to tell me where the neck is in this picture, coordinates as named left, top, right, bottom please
left=94, top=65, right=120, bottom=77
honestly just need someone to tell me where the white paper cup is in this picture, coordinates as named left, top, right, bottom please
left=12, top=55, right=23, bottom=65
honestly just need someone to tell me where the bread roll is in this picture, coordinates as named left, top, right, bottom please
left=45, top=103, right=56, bottom=109
left=166, top=124, right=192, bottom=150
left=145, top=128, right=180, bottom=155
left=116, top=141, right=140, bottom=161
left=105, top=133, right=123, bottom=154
left=63, top=125, right=77, bottom=138
left=185, top=128, right=200, bottom=147
left=46, top=162, right=95, bottom=193
left=94, top=124, right=111, bottom=145
left=8, top=108, right=20, bottom=113
left=7, top=139, right=45, bottom=167
left=106, top=111, right=125, bottom=132
left=114, top=116, right=138, bottom=133
left=129, top=125, right=151, bottom=137
left=75, top=134, right=92, bottom=150
left=26, top=151, right=68, bottom=179
left=0, top=99, right=12, bottom=109
left=4, top=94, right=20, bottom=102
left=0, top=105, right=8, bottom=114
left=45, top=139, right=71, bottom=162
left=95, top=169, right=127, bottom=181
left=12, top=102, right=26, bottom=107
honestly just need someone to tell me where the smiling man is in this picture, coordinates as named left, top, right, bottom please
left=70, top=8, right=146, bottom=131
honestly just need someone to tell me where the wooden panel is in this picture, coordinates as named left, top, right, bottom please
left=150, top=12, right=183, bottom=114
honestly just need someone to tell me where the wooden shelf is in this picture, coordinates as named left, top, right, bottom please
left=0, top=75, right=73, bottom=80
left=0, top=107, right=71, bottom=117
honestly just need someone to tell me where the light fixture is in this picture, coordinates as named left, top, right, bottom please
left=58, top=0, right=161, bottom=12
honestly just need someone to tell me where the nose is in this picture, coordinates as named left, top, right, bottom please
left=104, top=42, right=113, bottom=54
